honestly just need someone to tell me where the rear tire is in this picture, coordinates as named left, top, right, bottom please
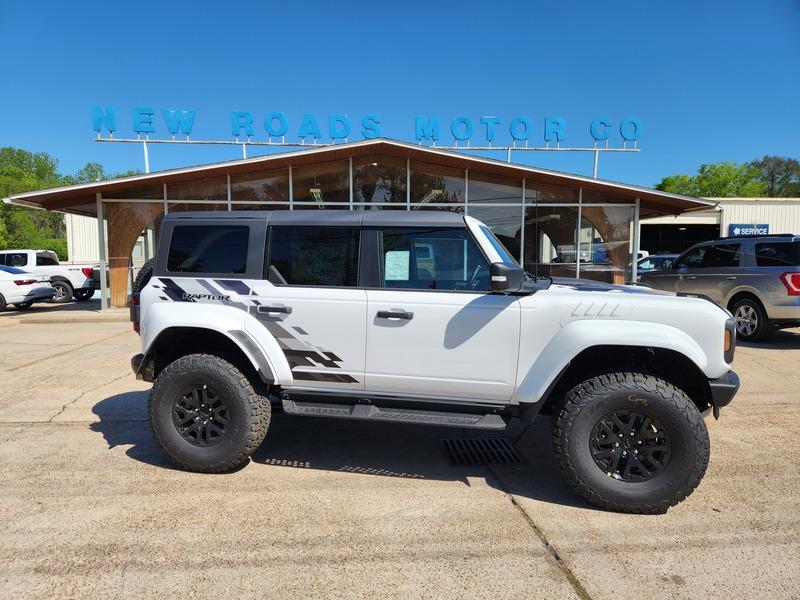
left=50, top=281, right=74, bottom=303
left=148, top=354, right=271, bottom=473
left=73, top=289, right=94, bottom=301
left=731, top=296, right=772, bottom=342
left=553, top=372, right=709, bottom=514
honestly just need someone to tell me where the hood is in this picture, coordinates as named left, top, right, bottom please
left=538, top=277, right=676, bottom=296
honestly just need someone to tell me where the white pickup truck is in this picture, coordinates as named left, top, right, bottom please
left=0, top=249, right=99, bottom=303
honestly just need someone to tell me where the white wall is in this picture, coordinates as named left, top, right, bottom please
left=64, top=214, right=100, bottom=262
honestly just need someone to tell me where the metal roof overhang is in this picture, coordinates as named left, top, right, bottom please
left=3, top=138, right=716, bottom=218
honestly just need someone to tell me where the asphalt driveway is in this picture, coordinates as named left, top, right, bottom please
left=0, top=318, right=798, bottom=598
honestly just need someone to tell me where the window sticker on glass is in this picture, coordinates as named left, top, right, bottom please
left=385, top=250, right=410, bottom=280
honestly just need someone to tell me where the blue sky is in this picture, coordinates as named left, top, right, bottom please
left=1, top=0, right=798, bottom=187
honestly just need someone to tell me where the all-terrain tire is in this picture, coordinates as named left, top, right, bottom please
left=132, top=258, right=155, bottom=294
left=50, top=280, right=74, bottom=303
left=553, top=372, right=709, bottom=514
left=148, top=353, right=271, bottom=473
left=731, top=296, right=773, bottom=342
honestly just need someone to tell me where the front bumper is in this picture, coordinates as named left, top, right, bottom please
left=709, top=370, right=740, bottom=419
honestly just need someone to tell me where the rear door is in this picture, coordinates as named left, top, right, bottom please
left=247, top=225, right=366, bottom=390
left=676, top=243, right=741, bottom=302
left=364, top=226, right=520, bottom=402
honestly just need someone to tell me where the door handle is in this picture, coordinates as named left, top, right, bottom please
left=257, top=305, right=292, bottom=314
left=377, top=310, right=413, bottom=320
left=686, top=276, right=697, bottom=280
left=726, top=276, right=737, bottom=280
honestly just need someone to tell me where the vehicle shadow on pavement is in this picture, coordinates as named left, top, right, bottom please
left=739, top=328, right=800, bottom=350
left=0, top=299, right=101, bottom=316
left=90, top=392, right=596, bottom=510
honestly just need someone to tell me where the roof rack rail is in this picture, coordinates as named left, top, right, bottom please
left=715, top=233, right=797, bottom=240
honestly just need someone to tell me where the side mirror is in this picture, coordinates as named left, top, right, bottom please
left=489, top=262, right=524, bottom=293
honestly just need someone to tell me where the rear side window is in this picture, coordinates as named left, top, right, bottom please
left=4, top=252, right=28, bottom=267
left=167, top=225, right=249, bottom=274
left=755, top=242, right=800, bottom=267
left=701, top=244, right=740, bottom=268
left=268, top=227, right=359, bottom=287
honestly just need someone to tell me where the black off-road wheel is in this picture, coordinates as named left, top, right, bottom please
left=148, top=353, right=271, bottom=473
left=553, top=372, right=709, bottom=514
left=50, top=280, right=74, bottom=303
left=73, top=289, right=94, bottom=301
left=731, top=296, right=772, bottom=342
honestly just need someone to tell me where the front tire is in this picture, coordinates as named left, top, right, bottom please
left=148, top=354, right=271, bottom=473
left=50, top=281, right=74, bottom=303
left=553, top=372, right=709, bottom=514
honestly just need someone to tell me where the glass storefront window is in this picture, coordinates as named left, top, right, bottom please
left=523, top=205, right=579, bottom=278
left=581, top=189, right=634, bottom=204
left=468, top=172, right=522, bottom=203
left=579, top=206, right=634, bottom=284
left=352, top=154, right=407, bottom=204
left=167, top=176, right=228, bottom=201
left=292, top=160, right=349, bottom=203
left=410, top=204, right=465, bottom=213
left=230, top=168, right=289, bottom=201
left=167, top=202, right=229, bottom=213
left=291, top=202, right=351, bottom=210
left=230, top=203, right=290, bottom=211
left=103, top=185, right=163, bottom=200
left=525, top=181, right=579, bottom=203
left=409, top=161, right=465, bottom=204
left=467, top=205, right=523, bottom=261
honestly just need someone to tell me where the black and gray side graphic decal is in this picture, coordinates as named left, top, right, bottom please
left=256, top=315, right=359, bottom=384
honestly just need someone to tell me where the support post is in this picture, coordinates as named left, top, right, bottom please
left=631, top=198, right=641, bottom=282
left=96, top=193, right=109, bottom=309
left=142, top=141, right=150, bottom=173
left=592, top=150, right=599, bottom=178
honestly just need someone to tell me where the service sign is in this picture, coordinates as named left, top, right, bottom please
left=91, top=106, right=642, bottom=145
left=728, top=224, right=769, bottom=236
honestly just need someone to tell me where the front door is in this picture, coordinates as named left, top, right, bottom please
left=365, top=227, right=520, bottom=402
left=247, top=226, right=366, bottom=390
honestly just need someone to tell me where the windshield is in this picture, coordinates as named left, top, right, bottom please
left=479, top=225, right=519, bottom=266
left=0, top=265, right=28, bottom=275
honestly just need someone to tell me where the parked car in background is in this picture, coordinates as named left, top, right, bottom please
left=639, top=234, right=800, bottom=341
left=0, top=266, right=54, bottom=311
left=0, top=249, right=99, bottom=303
left=636, top=254, right=678, bottom=280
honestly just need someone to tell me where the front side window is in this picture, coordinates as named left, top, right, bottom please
left=378, top=228, right=489, bottom=291
left=674, top=247, right=706, bottom=270
left=167, top=225, right=249, bottom=274
left=268, top=227, right=359, bottom=287
left=701, top=244, right=740, bottom=268
left=755, top=241, right=800, bottom=266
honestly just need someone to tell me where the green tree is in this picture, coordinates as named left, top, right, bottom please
left=748, top=155, right=800, bottom=197
left=0, top=147, right=140, bottom=260
left=655, top=161, right=766, bottom=197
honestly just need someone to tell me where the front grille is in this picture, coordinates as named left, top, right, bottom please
left=441, top=437, right=524, bottom=466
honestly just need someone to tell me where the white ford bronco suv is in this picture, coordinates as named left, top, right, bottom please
left=130, top=210, right=739, bottom=513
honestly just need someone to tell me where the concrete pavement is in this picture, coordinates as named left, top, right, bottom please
left=0, top=319, right=798, bottom=598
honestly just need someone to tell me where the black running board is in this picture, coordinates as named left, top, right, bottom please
left=282, top=399, right=507, bottom=430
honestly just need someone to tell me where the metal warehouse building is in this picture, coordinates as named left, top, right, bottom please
left=5, top=138, right=715, bottom=309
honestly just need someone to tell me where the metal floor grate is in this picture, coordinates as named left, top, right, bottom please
left=441, top=437, right=524, bottom=466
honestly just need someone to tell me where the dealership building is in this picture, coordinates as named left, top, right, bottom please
left=6, top=138, right=721, bottom=309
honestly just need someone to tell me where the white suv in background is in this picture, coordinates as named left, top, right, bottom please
left=130, top=210, right=739, bottom=514
left=0, top=249, right=98, bottom=303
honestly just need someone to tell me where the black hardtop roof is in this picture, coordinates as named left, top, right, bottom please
left=163, top=209, right=468, bottom=228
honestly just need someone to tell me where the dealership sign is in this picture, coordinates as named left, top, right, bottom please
left=728, top=224, right=769, bottom=236
left=91, top=106, right=642, bottom=145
